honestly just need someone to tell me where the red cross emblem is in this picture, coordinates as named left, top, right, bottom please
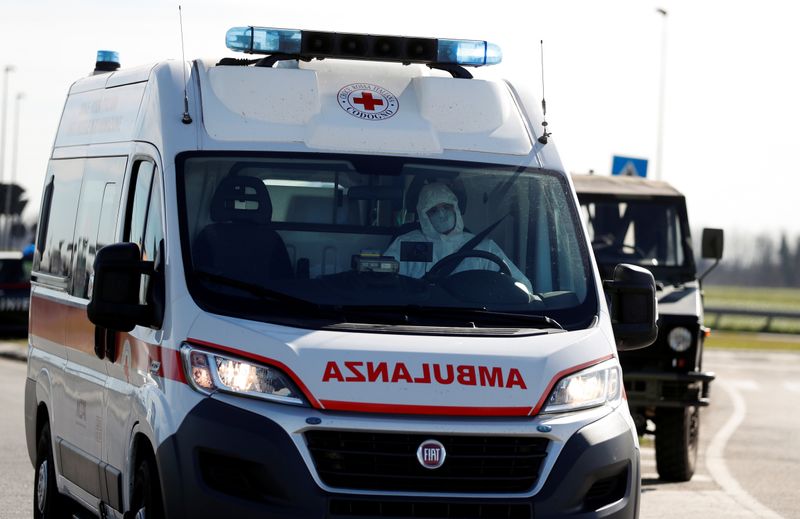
left=338, top=83, right=399, bottom=120
left=352, top=92, right=385, bottom=111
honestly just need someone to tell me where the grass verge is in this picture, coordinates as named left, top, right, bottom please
left=705, top=330, right=800, bottom=352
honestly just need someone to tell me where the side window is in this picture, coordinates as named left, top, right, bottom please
left=71, top=157, right=126, bottom=298
left=125, top=160, right=163, bottom=305
left=35, top=159, right=84, bottom=278
left=126, top=161, right=155, bottom=248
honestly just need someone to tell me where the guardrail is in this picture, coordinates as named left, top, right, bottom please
left=705, top=306, right=800, bottom=331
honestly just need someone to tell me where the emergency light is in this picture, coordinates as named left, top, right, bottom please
left=225, top=27, right=502, bottom=67
left=94, top=50, right=120, bottom=72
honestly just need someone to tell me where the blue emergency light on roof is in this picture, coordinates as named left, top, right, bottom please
left=224, top=26, right=502, bottom=67
left=94, top=50, right=120, bottom=73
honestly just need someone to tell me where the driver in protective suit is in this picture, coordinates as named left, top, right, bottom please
left=384, top=182, right=533, bottom=293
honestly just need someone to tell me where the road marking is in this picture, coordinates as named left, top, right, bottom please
left=706, top=380, right=784, bottom=518
left=784, top=381, right=800, bottom=393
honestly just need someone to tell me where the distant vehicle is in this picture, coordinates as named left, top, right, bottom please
left=0, top=250, right=32, bottom=336
left=572, top=173, right=723, bottom=482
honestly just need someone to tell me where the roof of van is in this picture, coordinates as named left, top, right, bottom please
left=54, top=58, right=545, bottom=160
left=571, top=174, right=683, bottom=197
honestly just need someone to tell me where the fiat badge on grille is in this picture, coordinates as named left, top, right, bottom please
left=416, top=439, right=446, bottom=469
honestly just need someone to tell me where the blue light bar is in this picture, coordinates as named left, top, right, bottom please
left=95, top=50, right=120, bottom=73
left=226, top=27, right=302, bottom=54
left=96, top=50, right=120, bottom=65
left=437, top=39, right=502, bottom=66
left=223, top=26, right=502, bottom=70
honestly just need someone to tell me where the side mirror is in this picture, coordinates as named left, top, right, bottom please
left=701, top=228, right=724, bottom=260
left=87, top=243, right=154, bottom=332
left=699, top=228, right=724, bottom=283
left=603, top=263, right=658, bottom=351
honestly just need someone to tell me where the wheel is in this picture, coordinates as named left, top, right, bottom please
left=655, top=406, right=699, bottom=482
left=33, top=422, right=70, bottom=519
left=424, top=249, right=511, bottom=282
left=130, top=457, right=165, bottom=519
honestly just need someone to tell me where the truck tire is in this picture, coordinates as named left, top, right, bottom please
left=655, top=406, right=699, bottom=482
left=33, top=422, right=71, bottom=519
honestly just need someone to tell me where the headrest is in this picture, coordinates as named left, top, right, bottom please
left=210, top=175, right=272, bottom=223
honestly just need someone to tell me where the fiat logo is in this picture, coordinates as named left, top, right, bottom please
left=416, top=440, right=446, bottom=470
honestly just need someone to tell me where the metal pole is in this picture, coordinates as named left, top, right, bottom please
left=655, top=8, right=668, bottom=181
left=0, top=66, right=15, bottom=250
left=8, top=93, right=23, bottom=249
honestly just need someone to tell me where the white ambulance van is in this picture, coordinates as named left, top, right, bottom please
left=25, top=27, right=657, bottom=519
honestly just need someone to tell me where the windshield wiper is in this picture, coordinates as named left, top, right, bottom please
left=193, top=270, right=319, bottom=309
left=342, top=305, right=564, bottom=330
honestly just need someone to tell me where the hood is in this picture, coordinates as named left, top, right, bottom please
left=657, top=283, right=702, bottom=317
left=187, top=314, right=615, bottom=417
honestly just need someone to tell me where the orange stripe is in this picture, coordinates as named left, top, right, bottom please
left=31, top=294, right=185, bottom=384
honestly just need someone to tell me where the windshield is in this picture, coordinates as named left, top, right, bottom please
left=578, top=196, right=695, bottom=282
left=177, top=152, right=596, bottom=331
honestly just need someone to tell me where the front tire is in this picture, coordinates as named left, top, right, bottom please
left=33, top=422, right=70, bottom=519
left=655, top=406, right=699, bottom=482
left=130, top=457, right=165, bottom=519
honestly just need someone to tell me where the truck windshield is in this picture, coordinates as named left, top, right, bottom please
left=579, top=198, right=694, bottom=282
left=177, top=152, right=596, bottom=331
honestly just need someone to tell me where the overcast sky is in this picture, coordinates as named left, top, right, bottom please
left=1, top=0, right=798, bottom=240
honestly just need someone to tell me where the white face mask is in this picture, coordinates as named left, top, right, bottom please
left=428, top=204, right=457, bottom=234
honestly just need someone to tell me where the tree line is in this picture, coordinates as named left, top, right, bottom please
left=702, top=232, right=800, bottom=287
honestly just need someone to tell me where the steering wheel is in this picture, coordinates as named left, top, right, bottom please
left=423, top=250, right=511, bottom=283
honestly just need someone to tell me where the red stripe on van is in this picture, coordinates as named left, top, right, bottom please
left=186, top=338, right=323, bottom=409
left=319, top=400, right=533, bottom=416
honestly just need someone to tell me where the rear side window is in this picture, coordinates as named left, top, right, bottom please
left=34, top=157, right=127, bottom=292
left=34, top=159, right=84, bottom=278
left=71, top=157, right=126, bottom=298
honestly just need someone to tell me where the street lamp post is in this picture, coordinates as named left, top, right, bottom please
left=7, top=92, right=24, bottom=249
left=0, top=65, right=15, bottom=251
left=655, top=8, right=668, bottom=181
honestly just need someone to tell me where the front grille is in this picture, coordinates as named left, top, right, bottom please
left=330, top=498, right=533, bottom=518
left=305, top=431, right=549, bottom=493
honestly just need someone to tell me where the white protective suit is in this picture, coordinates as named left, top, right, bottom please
left=384, top=182, right=533, bottom=293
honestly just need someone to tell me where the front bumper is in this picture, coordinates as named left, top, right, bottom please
left=156, top=398, right=640, bottom=519
left=624, top=370, right=715, bottom=408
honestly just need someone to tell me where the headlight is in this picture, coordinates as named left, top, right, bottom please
left=543, top=363, right=621, bottom=413
left=667, top=327, right=693, bottom=352
left=181, top=344, right=306, bottom=406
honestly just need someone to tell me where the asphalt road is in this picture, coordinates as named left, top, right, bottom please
left=0, top=347, right=798, bottom=518
left=640, top=348, right=800, bottom=519
left=0, top=352, right=33, bottom=519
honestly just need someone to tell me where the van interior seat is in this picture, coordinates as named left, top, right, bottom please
left=193, top=175, right=293, bottom=283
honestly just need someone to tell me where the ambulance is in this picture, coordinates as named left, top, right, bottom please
left=24, top=27, right=657, bottom=519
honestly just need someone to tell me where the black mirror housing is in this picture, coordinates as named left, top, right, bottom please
left=87, top=243, right=153, bottom=332
left=701, top=228, right=724, bottom=260
left=603, top=263, right=658, bottom=351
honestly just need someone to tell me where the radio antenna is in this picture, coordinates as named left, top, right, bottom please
left=179, top=5, right=192, bottom=124
left=538, top=40, right=551, bottom=145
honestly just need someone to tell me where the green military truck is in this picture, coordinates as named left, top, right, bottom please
left=573, top=174, right=723, bottom=481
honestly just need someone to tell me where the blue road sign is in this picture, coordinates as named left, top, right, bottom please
left=611, top=156, right=648, bottom=178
